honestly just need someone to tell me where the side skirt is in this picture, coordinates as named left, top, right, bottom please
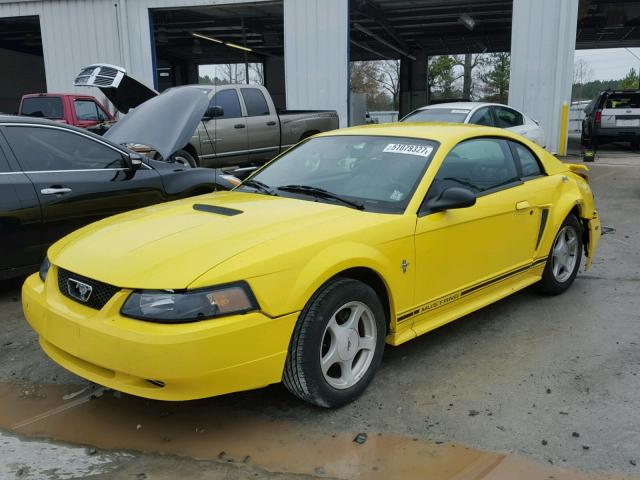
left=386, top=260, right=546, bottom=346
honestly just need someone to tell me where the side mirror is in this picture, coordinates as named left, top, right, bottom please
left=202, top=106, right=224, bottom=120
left=127, top=153, right=144, bottom=171
left=426, top=187, right=476, bottom=212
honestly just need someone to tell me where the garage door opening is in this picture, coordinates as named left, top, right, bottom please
left=150, top=1, right=285, bottom=109
left=348, top=0, right=513, bottom=125
left=0, top=15, right=46, bottom=114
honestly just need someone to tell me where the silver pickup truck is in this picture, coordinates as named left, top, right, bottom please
left=75, top=64, right=339, bottom=168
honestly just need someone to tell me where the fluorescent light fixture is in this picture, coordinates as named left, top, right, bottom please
left=192, top=32, right=223, bottom=44
left=225, top=42, right=253, bottom=52
left=459, top=13, right=476, bottom=31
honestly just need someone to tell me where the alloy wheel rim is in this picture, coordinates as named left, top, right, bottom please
left=172, top=155, right=193, bottom=168
left=320, top=301, right=377, bottom=390
left=551, top=226, right=579, bottom=283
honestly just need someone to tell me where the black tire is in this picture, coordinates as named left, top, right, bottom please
left=169, top=149, right=198, bottom=168
left=283, top=278, right=386, bottom=408
left=536, top=214, right=582, bottom=295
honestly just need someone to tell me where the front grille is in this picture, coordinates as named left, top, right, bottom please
left=57, top=269, right=120, bottom=310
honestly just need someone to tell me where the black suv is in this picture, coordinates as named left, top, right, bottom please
left=582, top=90, right=640, bottom=150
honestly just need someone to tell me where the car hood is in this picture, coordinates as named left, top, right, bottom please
left=75, top=64, right=158, bottom=113
left=49, top=192, right=357, bottom=290
left=104, top=86, right=209, bottom=160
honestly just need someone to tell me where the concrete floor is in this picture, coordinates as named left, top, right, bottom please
left=0, top=153, right=639, bottom=479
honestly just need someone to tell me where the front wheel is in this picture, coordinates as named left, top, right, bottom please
left=169, top=149, right=197, bottom=168
left=283, top=278, right=386, bottom=408
left=537, top=214, right=582, bottom=295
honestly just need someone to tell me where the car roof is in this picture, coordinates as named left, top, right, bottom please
left=413, top=102, right=504, bottom=111
left=316, top=122, right=517, bottom=144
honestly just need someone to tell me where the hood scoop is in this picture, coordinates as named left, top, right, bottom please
left=193, top=204, right=243, bottom=216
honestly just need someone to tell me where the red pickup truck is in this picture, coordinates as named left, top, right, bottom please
left=18, top=93, right=116, bottom=134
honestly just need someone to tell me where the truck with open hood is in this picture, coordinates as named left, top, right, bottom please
left=75, top=64, right=339, bottom=168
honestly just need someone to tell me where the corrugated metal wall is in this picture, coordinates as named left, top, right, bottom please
left=509, top=0, right=579, bottom=153
left=0, top=0, right=274, bottom=107
left=0, top=0, right=123, bottom=107
left=284, top=0, right=349, bottom=127
left=2, top=0, right=350, bottom=124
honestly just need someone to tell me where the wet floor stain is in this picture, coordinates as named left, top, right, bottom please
left=0, top=382, right=632, bottom=480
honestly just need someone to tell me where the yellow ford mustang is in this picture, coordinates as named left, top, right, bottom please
left=22, top=124, right=600, bottom=408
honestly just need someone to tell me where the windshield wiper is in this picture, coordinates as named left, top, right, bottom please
left=241, top=179, right=276, bottom=195
left=278, top=184, right=364, bottom=210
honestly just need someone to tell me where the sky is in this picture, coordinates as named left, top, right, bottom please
left=574, top=47, right=640, bottom=82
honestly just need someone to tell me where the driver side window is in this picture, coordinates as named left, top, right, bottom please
left=208, top=90, right=242, bottom=119
left=425, top=138, right=519, bottom=203
left=4, top=126, right=127, bottom=171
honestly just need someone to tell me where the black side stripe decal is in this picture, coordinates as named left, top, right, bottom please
left=536, top=209, right=549, bottom=249
left=397, top=258, right=548, bottom=323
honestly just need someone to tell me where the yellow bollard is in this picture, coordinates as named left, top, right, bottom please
left=558, top=101, right=569, bottom=157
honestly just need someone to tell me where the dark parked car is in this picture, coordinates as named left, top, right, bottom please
left=0, top=115, right=234, bottom=280
left=582, top=89, right=640, bottom=150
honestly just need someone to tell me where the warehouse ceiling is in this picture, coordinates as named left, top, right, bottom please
left=349, top=0, right=513, bottom=60
left=577, top=0, right=640, bottom=49
left=151, top=1, right=284, bottom=65
left=150, top=0, right=640, bottom=66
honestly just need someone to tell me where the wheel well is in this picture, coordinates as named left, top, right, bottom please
left=182, top=144, right=199, bottom=166
left=299, top=130, right=320, bottom=142
left=335, top=267, right=392, bottom=333
left=568, top=205, right=590, bottom=255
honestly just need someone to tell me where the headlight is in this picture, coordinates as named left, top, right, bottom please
left=120, top=282, right=258, bottom=323
left=39, top=256, right=51, bottom=282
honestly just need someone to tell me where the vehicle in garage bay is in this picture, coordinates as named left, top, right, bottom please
left=581, top=89, right=640, bottom=150
left=0, top=111, right=235, bottom=281
left=75, top=64, right=340, bottom=168
left=18, top=93, right=116, bottom=135
left=401, top=102, right=546, bottom=148
left=22, top=123, right=600, bottom=407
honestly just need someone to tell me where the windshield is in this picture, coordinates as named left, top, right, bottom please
left=402, top=108, right=469, bottom=123
left=241, top=135, right=438, bottom=213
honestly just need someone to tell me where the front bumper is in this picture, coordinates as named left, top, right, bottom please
left=22, top=269, right=299, bottom=401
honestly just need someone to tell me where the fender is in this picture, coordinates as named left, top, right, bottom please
left=283, top=241, right=399, bottom=322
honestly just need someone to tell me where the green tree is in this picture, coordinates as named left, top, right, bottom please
left=619, top=67, right=640, bottom=89
left=428, top=55, right=460, bottom=98
left=481, top=52, right=510, bottom=103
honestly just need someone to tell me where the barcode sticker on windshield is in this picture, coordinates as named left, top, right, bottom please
left=383, top=143, right=433, bottom=158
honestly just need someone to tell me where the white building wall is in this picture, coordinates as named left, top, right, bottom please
left=508, top=0, right=579, bottom=153
left=284, top=0, right=349, bottom=127
left=0, top=0, right=273, bottom=108
left=0, top=0, right=346, bottom=120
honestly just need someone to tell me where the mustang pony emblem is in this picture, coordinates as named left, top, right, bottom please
left=67, top=278, right=93, bottom=302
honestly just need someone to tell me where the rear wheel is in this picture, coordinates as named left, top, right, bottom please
left=283, top=278, right=386, bottom=408
left=537, top=214, right=582, bottom=295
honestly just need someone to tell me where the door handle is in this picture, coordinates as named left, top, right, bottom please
left=41, top=187, right=72, bottom=195
left=234, top=124, right=246, bottom=129
left=516, top=200, right=530, bottom=210
left=266, top=121, right=277, bottom=126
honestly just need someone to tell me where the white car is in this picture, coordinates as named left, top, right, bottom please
left=401, top=102, right=546, bottom=148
